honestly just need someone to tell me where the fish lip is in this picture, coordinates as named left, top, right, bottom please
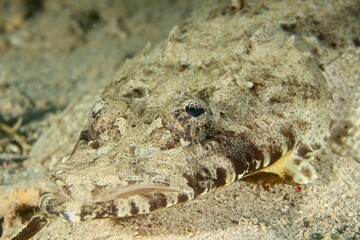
left=91, top=184, right=183, bottom=202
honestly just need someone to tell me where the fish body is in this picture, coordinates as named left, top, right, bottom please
left=39, top=0, right=360, bottom=222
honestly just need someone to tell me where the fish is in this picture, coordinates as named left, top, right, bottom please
left=39, top=0, right=360, bottom=222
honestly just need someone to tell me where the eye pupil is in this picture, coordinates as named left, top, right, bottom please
left=185, top=106, right=205, bottom=117
left=91, top=110, right=97, bottom=118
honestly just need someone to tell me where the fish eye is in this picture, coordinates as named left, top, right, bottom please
left=89, top=99, right=105, bottom=122
left=185, top=105, right=205, bottom=117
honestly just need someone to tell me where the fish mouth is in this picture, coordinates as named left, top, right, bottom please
left=87, top=184, right=192, bottom=221
left=91, top=184, right=185, bottom=202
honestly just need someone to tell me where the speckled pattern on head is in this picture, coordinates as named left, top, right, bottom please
left=39, top=0, right=360, bottom=222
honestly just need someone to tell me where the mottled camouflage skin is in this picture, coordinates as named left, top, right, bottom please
left=39, top=0, right=360, bottom=222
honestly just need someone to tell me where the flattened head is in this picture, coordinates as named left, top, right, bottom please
left=39, top=28, right=332, bottom=222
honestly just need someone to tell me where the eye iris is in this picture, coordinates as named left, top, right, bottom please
left=185, top=106, right=205, bottom=117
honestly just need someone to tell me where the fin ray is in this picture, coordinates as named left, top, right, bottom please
left=254, top=148, right=318, bottom=184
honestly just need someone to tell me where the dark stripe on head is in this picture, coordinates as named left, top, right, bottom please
left=94, top=201, right=118, bottom=219
left=183, top=168, right=214, bottom=197
left=215, top=167, right=228, bottom=187
left=177, top=193, right=189, bottom=203
left=44, top=198, right=61, bottom=217
left=281, top=127, right=296, bottom=149
left=216, top=132, right=264, bottom=177
left=80, top=201, right=118, bottom=221
left=183, top=173, right=205, bottom=197
left=79, top=203, right=94, bottom=221
left=246, top=143, right=265, bottom=173
left=143, top=193, right=168, bottom=212
left=225, top=152, right=249, bottom=176
left=269, top=146, right=283, bottom=165
left=130, top=201, right=139, bottom=215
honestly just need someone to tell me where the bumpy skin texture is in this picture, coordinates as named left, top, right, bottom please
left=39, top=1, right=359, bottom=222
left=325, top=48, right=360, bottom=162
